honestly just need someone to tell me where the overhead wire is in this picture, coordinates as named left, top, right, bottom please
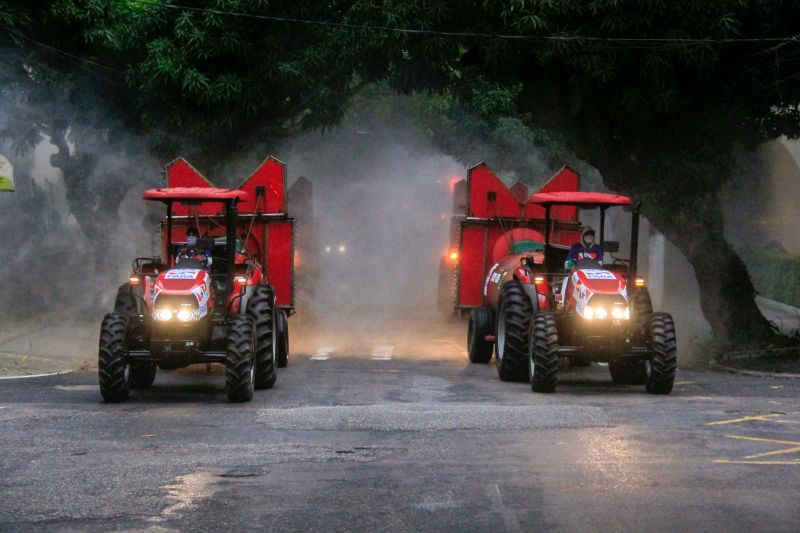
left=130, top=1, right=800, bottom=47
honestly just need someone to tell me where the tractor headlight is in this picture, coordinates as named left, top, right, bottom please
left=611, top=307, right=630, bottom=320
left=155, top=309, right=174, bottom=321
left=154, top=306, right=199, bottom=321
left=176, top=308, right=194, bottom=321
left=584, top=306, right=608, bottom=319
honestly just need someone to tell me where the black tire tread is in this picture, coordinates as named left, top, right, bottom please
left=468, top=308, right=493, bottom=364
left=496, top=281, right=532, bottom=382
left=529, top=313, right=559, bottom=393
left=646, top=312, right=677, bottom=394
left=226, top=315, right=256, bottom=402
left=98, top=313, right=130, bottom=402
left=247, top=286, right=277, bottom=389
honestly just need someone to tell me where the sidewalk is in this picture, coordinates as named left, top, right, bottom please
left=0, top=319, right=97, bottom=377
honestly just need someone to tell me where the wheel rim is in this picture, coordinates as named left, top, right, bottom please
left=497, top=308, right=506, bottom=361
left=123, top=363, right=130, bottom=385
left=645, top=359, right=652, bottom=378
left=529, top=352, right=536, bottom=378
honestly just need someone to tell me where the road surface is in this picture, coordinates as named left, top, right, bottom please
left=1, top=322, right=798, bottom=531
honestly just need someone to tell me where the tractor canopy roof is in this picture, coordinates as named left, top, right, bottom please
left=143, top=187, right=249, bottom=203
left=530, top=191, right=632, bottom=207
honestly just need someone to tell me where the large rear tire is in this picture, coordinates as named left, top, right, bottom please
left=609, top=359, right=646, bottom=385
left=226, top=315, right=256, bottom=402
left=467, top=308, right=493, bottom=364
left=98, top=313, right=130, bottom=402
left=276, top=309, right=289, bottom=368
left=529, top=313, right=559, bottom=393
left=496, top=281, right=532, bottom=382
left=114, top=283, right=138, bottom=315
left=645, top=312, right=677, bottom=394
left=247, top=286, right=277, bottom=389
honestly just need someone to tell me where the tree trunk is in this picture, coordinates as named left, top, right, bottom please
left=598, top=165, right=779, bottom=346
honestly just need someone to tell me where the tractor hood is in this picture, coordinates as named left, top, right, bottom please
left=154, top=269, right=210, bottom=299
left=573, top=269, right=626, bottom=295
left=570, top=268, right=629, bottom=320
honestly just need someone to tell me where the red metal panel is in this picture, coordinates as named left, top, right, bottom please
left=530, top=166, right=580, bottom=221
left=457, top=224, right=487, bottom=306
left=265, top=221, right=293, bottom=307
left=531, top=191, right=632, bottom=206
left=237, top=157, right=287, bottom=215
left=467, top=163, right=526, bottom=219
left=164, top=158, right=221, bottom=216
left=144, top=187, right=248, bottom=202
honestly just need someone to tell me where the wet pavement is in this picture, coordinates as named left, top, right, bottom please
left=0, top=322, right=798, bottom=531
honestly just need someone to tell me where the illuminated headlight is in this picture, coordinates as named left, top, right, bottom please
left=611, top=307, right=630, bottom=320
left=584, top=306, right=609, bottom=320
left=176, top=308, right=194, bottom=321
left=154, top=307, right=199, bottom=321
left=155, top=309, right=174, bottom=321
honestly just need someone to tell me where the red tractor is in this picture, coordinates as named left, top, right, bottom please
left=99, top=157, right=294, bottom=402
left=455, top=164, right=676, bottom=394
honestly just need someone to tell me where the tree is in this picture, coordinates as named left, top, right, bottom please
left=4, top=0, right=800, bottom=345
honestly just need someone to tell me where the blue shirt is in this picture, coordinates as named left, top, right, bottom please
left=567, top=243, right=603, bottom=263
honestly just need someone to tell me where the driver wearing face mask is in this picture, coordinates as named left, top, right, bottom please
left=565, top=227, right=603, bottom=270
left=175, top=227, right=213, bottom=268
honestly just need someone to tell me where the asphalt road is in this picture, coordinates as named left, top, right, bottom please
left=1, top=322, right=799, bottom=532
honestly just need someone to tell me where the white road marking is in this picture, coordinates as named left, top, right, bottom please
left=370, top=345, right=394, bottom=360
left=311, top=346, right=335, bottom=360
left=55, top=385, right=96, bottom=391
left=0, top=371, right=71, bottom=380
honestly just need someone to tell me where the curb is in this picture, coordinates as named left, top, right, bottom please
left=0, top=370, right=74, bottom=381
left=710, top=359, right=800, bottom=380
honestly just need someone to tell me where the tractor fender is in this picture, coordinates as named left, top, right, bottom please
left=239, top=285, right=256, bottom=315
left=520, top=283, right=540, bottom=313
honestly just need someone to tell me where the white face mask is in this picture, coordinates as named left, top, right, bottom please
left=187, top=236, right=198, bottom=246
left=583, top=235, right=594, bottom=245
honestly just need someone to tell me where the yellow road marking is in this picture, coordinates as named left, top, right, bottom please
left=722, top=435, right=800, bottom=460
left=713, top=460, right=800, bottom=465
left=20, top=355, right=30, bottom=362
left=674, top=381, right=695, bottom=386
left=706, top=414, right=780, bottom=426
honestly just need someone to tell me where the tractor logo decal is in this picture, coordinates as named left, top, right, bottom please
left=165, top=269, right=201, bottom=280
left=484, top=263, right=501, bottom=296
left=192, top=283, right=208, bottom=306
left=582, top=269, right=617, bottom=280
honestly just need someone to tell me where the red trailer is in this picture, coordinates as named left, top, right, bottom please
left=98, top=157, right=294, bottom=403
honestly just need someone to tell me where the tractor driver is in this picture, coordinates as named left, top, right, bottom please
left=565, top=226, right=603, bottom=270
left=175, top=227, right=213, bottom=269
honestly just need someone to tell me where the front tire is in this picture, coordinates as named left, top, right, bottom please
left=645, top=312, right=677, bottom=394
left=247, top=286, right=277, bottom=389
left=98, top=313, right=130, bottom=402
left=496, top=281, right=532, bottom=382
left=226, top=315, right=256, bottom=402
left=630, top=289, right=653, bottom=336
left=529, top=313, right=559, bottom=393
left=467, top=308, right=493, bottom=364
